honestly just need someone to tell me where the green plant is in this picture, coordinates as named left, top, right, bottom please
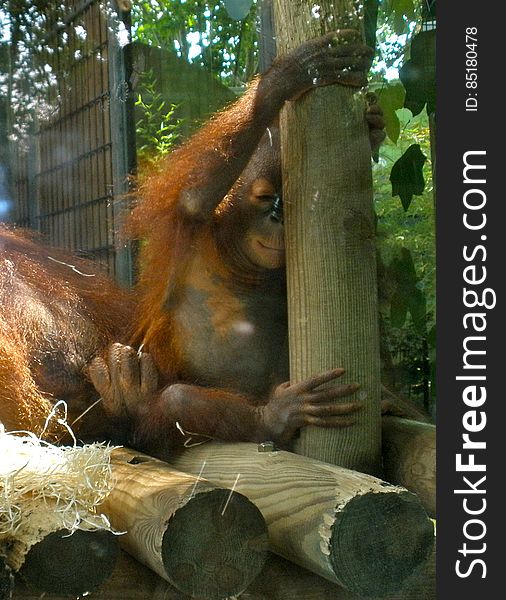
left=131, top=0, right=258, bottom=87
left=363, top=0, right=436, bottom=415
left=373, top=103, right=435, bottom=412
left=135, top=73, right=184, bottom=164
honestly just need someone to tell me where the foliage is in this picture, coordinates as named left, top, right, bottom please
left=375, top=82, right=405, bottom=143
left=384, top=0, right=418, bottom=34
left=1, top=0, right=129, bottom=146
left=372, top=0, right=421, bottom=75
left=400, top=28, right=436, bottom=115
left=0, top=1, right=65, bottom=145
left=373, top=105, right=435, bottom=408
left=390, top=143, right=426, bottom=211
left=376, top=106, right=434, bottom=313
left=131, top=0, right=258, bottom=87
left=135, top=71, right=184, bottom=165
left=367, top=1, right=436, bottom=413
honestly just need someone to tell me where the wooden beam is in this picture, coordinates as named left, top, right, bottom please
left=167, top=442, right=434, bottom=597
left=18, top=529, right=118, bottom=597
left=382, top=417, right=436, bottom=518
left=100, top=447, right=268, bottom=599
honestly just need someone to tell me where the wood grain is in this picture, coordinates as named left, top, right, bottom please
left=18, top=529, right=118, bottom=597
left=168, top=442, right=434, bottom=596
left=0, top=557, right=14, bottom=600
left=272, top=0, right=382, bottom=474
left=382, top=417, right=436, bottom=517
left=100, top=447, right=268, bottom=599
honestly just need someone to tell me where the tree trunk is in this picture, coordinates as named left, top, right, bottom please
left=272, top=0, right=381, bottom=473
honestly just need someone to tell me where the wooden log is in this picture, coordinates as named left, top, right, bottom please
left=243, top=548, right=436, bottom=600
left=100, top=447, right=268, bottom=599
left=167, top=442, right=434, bottom=598
left=11, top=546, right=436, bottom=600
left=18, top=529, right=118, bottom=597
left=0, top=557, right=14, bottom=600
left=12, top=550, right=186, bottom=600
left=382, top=417, right=436, bottom=518
left=272, top=0, right=382, bottom=475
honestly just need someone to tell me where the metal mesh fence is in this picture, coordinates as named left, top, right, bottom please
left=8, top=0, right=134, bottom=283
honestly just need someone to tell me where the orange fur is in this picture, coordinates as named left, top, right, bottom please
left=128, top=80, right=263, bottom=358
left=0, top=225, right=134, bottom=436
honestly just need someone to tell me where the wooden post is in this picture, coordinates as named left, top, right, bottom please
left=272, top=1, right=381, bottom=474
left=168, top=442, right=434, bottom=598
left=107, top=3, right=136, bottom=286
left=16, top=529, right=118, bottom=597
left=382, top=417, right=436, bottom=518
left=100, top=447, right=268, bottom=599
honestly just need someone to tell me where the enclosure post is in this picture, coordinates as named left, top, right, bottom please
left=108, top=2, right=136, bottom=287
left=272, top=0, right=381, bottom=473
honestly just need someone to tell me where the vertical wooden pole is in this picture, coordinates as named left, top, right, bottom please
left=272, top=0, right=381, bottom=473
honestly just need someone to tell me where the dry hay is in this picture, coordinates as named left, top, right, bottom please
left=0, top=402, right=118, bottom=570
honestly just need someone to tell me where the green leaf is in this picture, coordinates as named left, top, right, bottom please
left=390, top=0, right=415, bottom=34
left=390, top=144, right=427, bottom=210
left=223, top=0, right=254, bottom=21
left=388, top=247, right=427, bottom=333
left=408, top=287, right=427, bottom=335
left=391, top=0, right=416, bottom=20
left=393, top=10, right=406, bottom=34
left=390, top=290, right=408, bottom=328
left=399, top=30, right=436, bottom=116
left=389, top=247, right=417, bottom=286
left=376, top=83, right=405, bottom=143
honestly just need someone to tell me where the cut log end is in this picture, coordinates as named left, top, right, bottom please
left=162, top=489, right=269, bottom=599
left=331, top=491, right=435, bottom=597
left=19, top=529, right=119, bottom=597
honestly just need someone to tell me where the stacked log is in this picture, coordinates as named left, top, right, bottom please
left=243, top=551, right=436, bottom=600
left=167, top=441, right=435, bottom=598
left=382, top=417, right=436, bottom=517
left=0, top=428, right=120, bottom=596
left=18, top=529, right=118, bottom=597
left=3, top=437, right=435, bottom=598
left=100, top=447, right=268, bottom=599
